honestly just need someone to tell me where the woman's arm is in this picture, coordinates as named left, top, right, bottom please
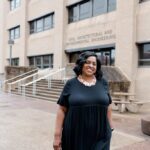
left=107, top=104, right=114, bottom=130
left=53, top=105, right=67, bottom=150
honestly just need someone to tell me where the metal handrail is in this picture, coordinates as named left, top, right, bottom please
left=7, top=68, right=52, bottom=85
left=5, top=68, right=53, bottom=93
left=22, top=68, right=65, bottom=87
left=22, top=68, right=66, bottom=96
left=3, top=68, right=38, bottom=84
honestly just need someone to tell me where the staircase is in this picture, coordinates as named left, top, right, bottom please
left=10, top=79, right=65, bottom=102
left=4, top=64, right=130, bottom=103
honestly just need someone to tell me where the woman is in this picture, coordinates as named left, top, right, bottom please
left=53, top=51, right=114, bottom=150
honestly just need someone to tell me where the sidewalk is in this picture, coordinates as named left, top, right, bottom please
left=0, top=92, right=149, bottom=150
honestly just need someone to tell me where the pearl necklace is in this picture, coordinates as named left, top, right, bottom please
left=78, top=75, right=96, bottom=87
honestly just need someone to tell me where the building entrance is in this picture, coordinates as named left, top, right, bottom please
left=68, top=47, right=115, bottom=66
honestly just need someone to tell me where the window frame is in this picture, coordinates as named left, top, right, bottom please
left=10, top=0, right=21, bottom=11
left=68, top=0, right=116, bottom=23
left=139, top=0, right=150, bottom=3
left=8, top=57, right=19, bottom=66
left=138, top=43, right=150, bottom=67
left=28, top=54, right=53, bottom=69
left=9, top=26, right=20, bottom=40
left=29, top=13, right=54, bottom=34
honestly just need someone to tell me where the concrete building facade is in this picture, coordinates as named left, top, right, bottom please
left=0, top=0, right=150, bottom=101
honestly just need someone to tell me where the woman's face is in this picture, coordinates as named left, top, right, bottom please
left=82, top=56, right=97, bottom=77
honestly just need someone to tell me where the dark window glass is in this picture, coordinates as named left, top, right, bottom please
left=9, top=26, right=20, bottom=40
left=97, top=49, right=115, bottom=66
left=10, top=0, right=15, bottom=10
left=79, top=1, right=92, bottom=20
left=68, top=0, right=116, bottom=23
left=138, top=43, right=150, bottom=66
left=9, top=58, right=19, bottom=66
left=15, top=0, right=20, bottom=7
left=14, top=27, right=20, bottom=39
left=30, top=22, right=35, bottom=34
left=35, top=56, right=41, bottom=65
left=13, top=58, right=19, bottom=66
left=93, top=0, right=107, bottom=16
left=139, top=0, right=150, bottom=3
left=108, top=0, right=116, bottom=12
left=29, top=57, right=34, bottom=66
left=69, top=5, right=79, bottom=23
left=10, top=30, right=14, bottom=40
left=43, top=55, right=49, bottom=64
left=110, top=49, right=115, bottom=65
left=29, top=13, right=54, bottom=34
left=36, top=19, right=43, bottom=32
left=28, top=55, right=53, bottom=68
left=10, top=0, right=20, bottom=10
left=44, top=16, right=51, bottom=30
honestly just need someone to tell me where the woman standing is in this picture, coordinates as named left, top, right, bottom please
left=53, top=51, right=114, bottom=150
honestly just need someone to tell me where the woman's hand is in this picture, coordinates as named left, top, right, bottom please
left=53, top=135, right=61, bottom=150
left=53, top=106, right=66, bottom=150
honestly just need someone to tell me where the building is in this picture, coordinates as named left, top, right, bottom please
left=0, top=0, right=150, bottom=101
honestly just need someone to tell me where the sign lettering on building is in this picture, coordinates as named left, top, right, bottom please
left=66, top=29, right=116, bottom=46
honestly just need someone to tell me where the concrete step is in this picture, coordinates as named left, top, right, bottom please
left=11, top=88, right=61, bottom=96
left=10, top=92, right=58, bottom=102
left=20, top=86, right=63, bottom=92
left=25, top=84, right=64, bottom=89
left=36, top=81, right=65, bottom=86
left=11, top=90, right=59, bottom=99
left=38, top=79, right=65, bottom=84
left=11, top=89, right=60, bottom=98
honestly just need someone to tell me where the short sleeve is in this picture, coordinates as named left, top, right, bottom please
left=57, top=80, right=71, bottom=108
left=102, top=78, right=112, bottom=104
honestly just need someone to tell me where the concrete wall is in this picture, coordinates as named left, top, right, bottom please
left=115, top=0, right=138, bottom=97
left=136, top=1, right=150, bottom=100
left=0, top=0, right=8, bottom=74
left=65, top=12, right=116, bottom=50
left=0, top=0, right=150, bottom=101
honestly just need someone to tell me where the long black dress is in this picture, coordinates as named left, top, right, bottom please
left=57, top=77, right=112, bottom=150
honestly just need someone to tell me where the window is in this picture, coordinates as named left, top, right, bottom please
left=139, top=0, right=150, bottom=3
left=79, top=1, right=92, bottom=20
left=8, top=58, right=19, bottom=66
left=29, top=57, right=34, bottom=66
left=44, top=15, right=53, bottom=30
left=30, top=22, right=35, bottom=34
left=9, top=26, right=20, bottom=40
left=29, top=54, right=53, bottom=69
left=97, top=48, right=115, bottom=66
left=69, top=5, right=79, bottom=22
left=108, top=0, right=116, bottom=12
left=10, top=0, right=21, bottom=10
left=68, top=0, right=116, bottom=23
left=93, top=0, right=107, bottom=16
left=29, top=13, right=54, bottom=34
left=36, top=19, right=43, bottom=32
left=138, top=43, right=150, bottom=66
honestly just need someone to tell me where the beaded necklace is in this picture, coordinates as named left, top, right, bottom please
left=78, top=75, right=96, bottom=87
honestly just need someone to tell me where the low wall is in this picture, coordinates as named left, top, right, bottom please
left=5, top=66, right=37, bottom=80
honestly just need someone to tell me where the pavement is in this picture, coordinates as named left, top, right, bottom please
left=0, top=91, right=149, bottom=150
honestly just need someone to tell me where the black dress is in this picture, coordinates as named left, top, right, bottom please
left=57, top=77, right=112, bottom=150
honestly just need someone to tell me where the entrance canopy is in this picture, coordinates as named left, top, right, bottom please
left=65, top=44, right=115, bottom=53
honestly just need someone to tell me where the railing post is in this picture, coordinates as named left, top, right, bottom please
left=64, top=68, right=66, bottom=79
left=33, top=75, right=36, bottom=81
left=33, top=82, right=36, bottom=95
left=48, top=76, right=51, bottom=89
left=0, top=80, right=2, bottom=91
left=22, top=86, right=26, bottom=97
left=8, top=84, right=11, bottom=93
left=18, top=81, right=21, bottom=93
